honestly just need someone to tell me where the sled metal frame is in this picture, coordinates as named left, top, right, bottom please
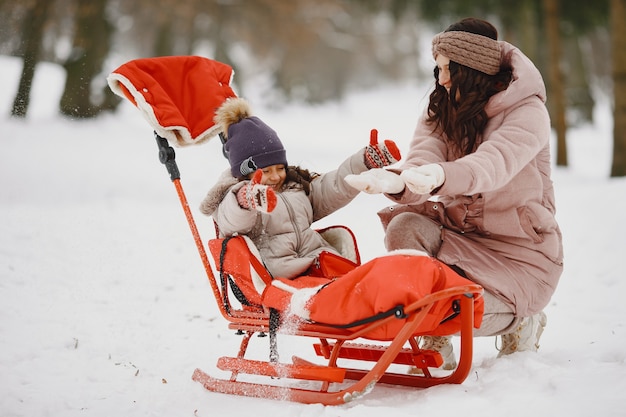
left=154, top=133, right=483, bottom=405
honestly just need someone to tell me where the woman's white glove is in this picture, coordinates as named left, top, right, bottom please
left=345, top=169, right=405, bottom=194
left=400, top=164, right=445, bottom=194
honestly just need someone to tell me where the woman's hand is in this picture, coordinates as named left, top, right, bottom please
left=345, top=169, right=405, bottom=194
left=400, top=164, right=445, bottom=194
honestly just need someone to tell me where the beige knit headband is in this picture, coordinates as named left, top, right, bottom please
left=432, top=31, right=501, bottom=75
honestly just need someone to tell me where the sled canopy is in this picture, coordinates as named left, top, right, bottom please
left=107, top=56, right=237, bottom=147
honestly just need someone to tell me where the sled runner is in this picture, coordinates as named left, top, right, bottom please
left=108, top=56, right=484, bottom=405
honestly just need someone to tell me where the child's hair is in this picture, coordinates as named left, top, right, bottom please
left=283, top=166, right=319, bottom=195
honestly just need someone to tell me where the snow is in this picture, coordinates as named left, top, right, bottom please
left=1, top=55, right=625, bottom=416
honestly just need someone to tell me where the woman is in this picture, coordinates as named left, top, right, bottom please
left=200, top=97, right=400, bottom=279
left=346, top=18, right=563, bottom=367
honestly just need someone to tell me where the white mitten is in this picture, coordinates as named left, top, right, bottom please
left=345, top=169, right=405, bottom=194
left=236, top=169, right=277, bottom=212
left=400, top=164, right=445, bottom=194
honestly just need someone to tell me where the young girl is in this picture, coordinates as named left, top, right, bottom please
left=200, top=97, right=400, bottom=279
left=347, top=18, right=563, bottom=365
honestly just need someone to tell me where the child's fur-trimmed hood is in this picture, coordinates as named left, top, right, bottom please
left=199, top=169, right=239, bottom=216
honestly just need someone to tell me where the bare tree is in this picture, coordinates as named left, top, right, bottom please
left=611, top=0, right=626, bottom=177
left=543, top=0, right=568, bottom=166
left=59, top=0, right=113, bottom=118
left=10, top=0, right=53, bottom=118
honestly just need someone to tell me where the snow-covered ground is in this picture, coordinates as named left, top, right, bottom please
left=1, top=56, right=625, bottom=416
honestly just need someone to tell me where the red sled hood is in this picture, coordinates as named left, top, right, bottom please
left=107, top=55, right=237, bottom=146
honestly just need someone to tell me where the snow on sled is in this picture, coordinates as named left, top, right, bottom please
left=108, top=56, right=484, bottom=405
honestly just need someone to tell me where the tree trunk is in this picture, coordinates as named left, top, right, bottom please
left=518, top=0, right=538, bottom=63
left=59, top=0, right=112, bottom=118
left=10, top=0, right=52, bottom=118
left=543, top=0, right=568, bottom=166
left=153, top=17, right=175, bottom=57
left=611, top=0, right=626, bottom=177
left=564, top=35, right=594, bottom=124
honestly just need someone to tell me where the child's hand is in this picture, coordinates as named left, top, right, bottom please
left=236, top=169, right=277, bottom=213
left=364, top=129, right=401, bottom=169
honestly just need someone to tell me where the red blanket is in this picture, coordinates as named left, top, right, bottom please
left=262, top=251, right=484, bottom=341
left=107, top=56, right=237, bottom=146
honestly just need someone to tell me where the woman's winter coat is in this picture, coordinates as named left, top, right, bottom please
left=201, top=152, right=368, bottom=279
left=379, top=42, right=563, bottom=317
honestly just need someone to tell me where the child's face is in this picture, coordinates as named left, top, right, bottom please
left=258, top=164, right=286, bottom=191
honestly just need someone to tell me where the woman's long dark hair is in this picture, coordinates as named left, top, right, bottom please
left=427, top=18, right=513, bottom=156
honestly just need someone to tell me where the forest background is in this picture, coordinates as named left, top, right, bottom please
left=1, top=0, right=625, bottom=175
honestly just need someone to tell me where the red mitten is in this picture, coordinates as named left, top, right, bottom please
left=236, top=170, right=277, bottom=213
left=364, top=129, right=401, bottom=169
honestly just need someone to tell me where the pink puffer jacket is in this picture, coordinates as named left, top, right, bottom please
left=379, top=42, right=563, bottom=317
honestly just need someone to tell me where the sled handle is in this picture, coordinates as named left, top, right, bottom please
left=155, top=133, right=180, bottom=180
left=154, top=133, right=231, bottom=320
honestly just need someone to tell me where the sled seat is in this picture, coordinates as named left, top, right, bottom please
left=207, top=225, right=360, bottom=318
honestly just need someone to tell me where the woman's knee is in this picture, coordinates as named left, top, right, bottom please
left=385, top=212, right=418, bottom=234
left=384, top=212, right=442, bottom=254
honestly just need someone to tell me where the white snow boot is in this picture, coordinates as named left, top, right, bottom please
left=497, top=311, right=547, bottom=357
left=420, top=335, right=457, bottom=370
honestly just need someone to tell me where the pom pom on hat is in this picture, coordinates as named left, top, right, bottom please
left=215, top=98, right=288, bottom=178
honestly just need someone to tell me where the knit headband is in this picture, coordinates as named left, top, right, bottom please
left=432, top=31, right=501, bottom=75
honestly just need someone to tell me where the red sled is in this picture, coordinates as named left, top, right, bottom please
left=108, top=56, right=484, bottom=405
